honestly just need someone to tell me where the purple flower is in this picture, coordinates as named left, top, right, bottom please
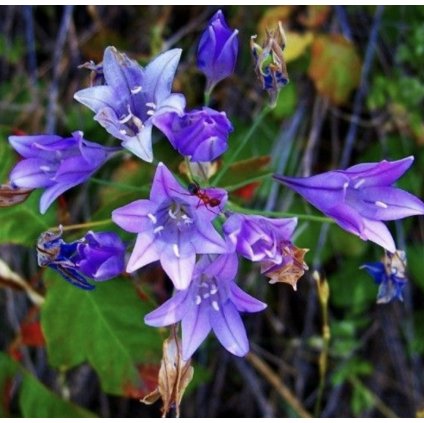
left=9, top=131, right=116, bottom=214
left=112, top=163, right=228, bottom=290
left=274, top=156, right=424, bottom=252
left=361, top=250, right=407, bottom=303
left=36, top=227, right=125, bottom=290
left=223, top=213, right=297, bottom=264
left=153, top=107, right=233, bottom=162
left=74, top=46, right=185, bottom=163
left=197, top=10, right=239, bottom=93
left=77, top=231, right=125, bottom=281
left=145, top=254, right=266, bottom=359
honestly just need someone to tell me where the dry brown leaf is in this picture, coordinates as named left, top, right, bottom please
left=141, top=334, right=194, bottom=417
left=0, top=184, right=33, bottom=208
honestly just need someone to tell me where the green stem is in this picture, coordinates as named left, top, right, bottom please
left=184, top=157, right=195, bottom=183
left=212, top=106, right=271, bottom=186
left=223, top=172, right=274, bottom=192
left=227, top=202, right=333, bottom=224
left=204, top=91, right=211, bottom=107
left=90, top=177, right=148, bottom=193
left=51, top=219, right=113, bottom=232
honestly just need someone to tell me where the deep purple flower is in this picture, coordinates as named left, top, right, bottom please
left=153, top=107, right=233, bottom=162
left=9, top=131, right=116, bottom=214
left=274, top=156, right=424, bottom=252
left=145, top=254, right=266, bottom=359
left=36, top=227, right=125, bottom=290
left=197, top=10, right=239, bottom=93
left=223, top=213, right=297, bottom=264
left=361, top=250, right=407, bottom=303
left=74, top=46, right=185, bottom=162
left=77, top=231, right=126, bottom=281
left=112, top=163, right=228, bottom=290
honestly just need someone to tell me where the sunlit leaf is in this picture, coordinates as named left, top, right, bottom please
left=41, top=272, right=162, bottom=396
left=308, top=34, right=362, bottom=105
left=284, top=31, right=313, bottom=63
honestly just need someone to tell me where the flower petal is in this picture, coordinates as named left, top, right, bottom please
left=143, top=49, right=182, bottom=104
left=204, top=253, right=238, bottom=281
left=354, top=186, right=424, bottom=220
left=145, top=289, right=191, bottom=327
left=40, top=183, right=76, bottom=214
left=8, top=135, right=63, bottom=158
left=181, top=302, right=211, bottom=360
left=344, top=156, right=414, bottom=187
left=160, top=243, right=196, bottom=290
left=112, top=199, right=155, bottom=233
left=121, top=123, right=154, bottom=163
left=229, top=281, right=267, bottom=313
left=210, top=301, right=249, bottom=357
left=73, top=86, right=118, bottom=114
left=192, top=220, right=228, bottom=255
left=126, top=231, right=160, bottom=273
left=361, top=218, right=396, bottom=253
left=150, top=162, right=188, bottom=204
left=9, top=159, right=54, bottom=188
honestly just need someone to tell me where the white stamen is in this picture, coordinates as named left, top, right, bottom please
left=147, top=213, right=157, bottom=224
left=343, top=182, right=349, bottom=190
left=153, top=225, right=164, bottom=234
left=147, top=110, right=155, bottom=116
left=354, top=179, right=366, bottom=189
left=119, top=129, right=127, bottom=135
left=212, top=301, right=220, bottom=311
left=210, top=284, right=218, bottom=295
left=119, top=113, right=132, bottom=124
left=195, top=295, right=202, bottom=305
left=168, top=208, right=178, bottom=219
left=203, top=293, right=210, bottom=299
left=200, top=282, right=209, bottom=288
left=145, top=102, right=157, bottom=109
left=375, top=201, right=388, bottom=209
left=172, top=243, right=180, bottom=258
left=131, top=86, right=142, bottom=94
left=132, top=115, right=144, bottom=129
left=40, top=165, right=51, bottom=172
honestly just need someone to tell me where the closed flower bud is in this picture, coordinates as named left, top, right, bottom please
left=197, top=10, right=239, bottom=93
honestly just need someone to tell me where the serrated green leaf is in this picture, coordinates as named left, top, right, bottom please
left=0, top=352, right=94, bottom=417
left=41, top=272, right=162, bottom=395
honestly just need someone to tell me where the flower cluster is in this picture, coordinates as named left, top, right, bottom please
left=5, top=8, right=424, bottom=367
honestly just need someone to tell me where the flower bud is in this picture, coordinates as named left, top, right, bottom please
left=197, top=10, right=239, bottom=93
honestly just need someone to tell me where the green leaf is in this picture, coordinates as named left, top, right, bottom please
left=308, top=34, right=362, bottom=105
left=41, top=272, right=162, bottom=395
left=0, top=352, right=94, bottom=417
left=0, top=190, right=57, bottom=247
left=0, top=135, right=15, bottom=183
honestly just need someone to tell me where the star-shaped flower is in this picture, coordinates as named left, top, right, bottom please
left=74, top=46, right=186, bottom=162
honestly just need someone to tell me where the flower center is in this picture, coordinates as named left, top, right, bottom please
left=194, top=276, right=220, bottom=311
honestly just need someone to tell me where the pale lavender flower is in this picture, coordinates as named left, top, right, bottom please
left=153, top=107, right=233, bottom=162
left=274, top=156, right=424, bottom=252
left=112, top=163, right=228, bottom=290
left=9, top=131, right=116, bottom=214
left=145, top=254, right=266, bottom=359
left=74, top=46, right=186, bottom=162
left=223, top=213, right=297, bottom=264
left=197, top=10, right=239, bottom=93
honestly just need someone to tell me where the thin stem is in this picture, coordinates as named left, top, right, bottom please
left=90, top=177, right=148, bottom=193
left=223, top=172, right=273, bottom=192
left=204, top=91, right=211, bottom=107
left=212, top=106, right=271, bottom=186
left=50, top=219, right=112, bottom=232
left=227, top=202, right=333, bottom=224
left=246, top=352, right=312, bottom=418
left=184, top=156, right=195, bottom=183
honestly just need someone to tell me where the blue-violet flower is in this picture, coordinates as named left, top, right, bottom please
left=361, top=250, right=407, bottom=303
left=9, top=131, right=117, bottom=214
left=145, top=254, right=267, bottom=359
left=274, top=156, right=424, bottom=252
left=197, top=10, right=239, bottom=93
left=36, top=227, right=125, bottom=290
left=112, top=163, right=228, bottom=290
left=153, top=107, right=233, bottom=162
left=74, top=46, right=186, bottom=162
